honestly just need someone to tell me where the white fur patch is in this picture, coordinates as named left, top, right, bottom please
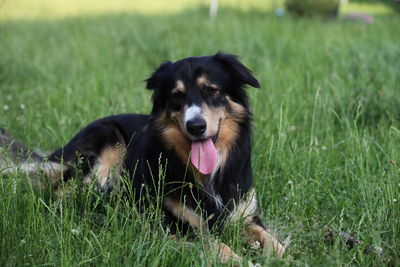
left=214, top=193, right=223, bottom=210
left=184, top=105, right=202, bottom=123
left=210, top=152, right=223, bottom=210
left=229, top=188, right=258, bottom=223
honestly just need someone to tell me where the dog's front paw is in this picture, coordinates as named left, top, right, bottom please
left=263, top=234, right=291, bottom=258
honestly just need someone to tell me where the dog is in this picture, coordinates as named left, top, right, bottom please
left=0, top=53, right=286, bottom=264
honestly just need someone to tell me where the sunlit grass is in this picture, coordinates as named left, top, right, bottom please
left=340, top=2, right=395, bottom=15
left=0, top=0, right=200, bottom=21
left=0, top=0, right=280, bottom=21
left=1, top=0, right=395, bottom=22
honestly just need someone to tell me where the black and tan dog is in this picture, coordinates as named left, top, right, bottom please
left=1, top=53, right=286, bottom=263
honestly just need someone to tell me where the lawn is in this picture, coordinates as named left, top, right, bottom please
left=1, top=1, right=399, bottom=266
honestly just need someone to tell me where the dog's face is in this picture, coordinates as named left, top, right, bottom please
left=146, top=53, right=260, bottom=174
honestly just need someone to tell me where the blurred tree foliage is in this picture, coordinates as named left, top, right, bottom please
left=286, top=0, right=340, bottom=18
left=351, top=0, right=400, bottom=12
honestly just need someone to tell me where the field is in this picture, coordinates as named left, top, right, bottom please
left=1, top=1, right=400, bottom=266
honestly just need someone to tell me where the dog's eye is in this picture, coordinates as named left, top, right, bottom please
left=171, top=91, right=186, bottom=99
left=204, top=86, right=218, bottom=96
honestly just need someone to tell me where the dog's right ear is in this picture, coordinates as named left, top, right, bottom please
left=145, top=61, right=173, bottom=90
left=214, top=53, right=260, bottom=89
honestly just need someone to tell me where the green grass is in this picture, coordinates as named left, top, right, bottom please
left=1, top=2, right=400, bottom=266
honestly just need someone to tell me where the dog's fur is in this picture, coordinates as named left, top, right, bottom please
left=0, top=53, right=286, bottom=264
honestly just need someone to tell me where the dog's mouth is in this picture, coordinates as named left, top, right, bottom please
left=190, top=119, right=221, bottom=175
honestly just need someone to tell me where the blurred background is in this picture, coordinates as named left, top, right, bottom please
left=1, top=0, right=399, bottom=20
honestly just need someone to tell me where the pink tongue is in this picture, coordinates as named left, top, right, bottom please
left=190, top=138, right=218, bottom=175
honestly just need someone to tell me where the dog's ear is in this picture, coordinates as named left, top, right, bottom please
left=145, top=61, right=173, bottom=90
left=214, top=53, right=260, bottom=88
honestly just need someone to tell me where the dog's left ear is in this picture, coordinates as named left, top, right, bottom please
left=214, top=53, right=260, bottom=88
left=145, top=61, right=173, bottom=90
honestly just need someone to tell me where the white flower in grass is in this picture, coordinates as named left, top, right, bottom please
left=71, top=228, right=80, bottom=235
left=3, top=105, right=9, bottom=111
left=394, top=199, right=397, bottom=202
left=20, top=104, right=26, bottom=110
left=321, top=146, right=327, bottom=150
left=20, top=239, right=26, bottom=244
left=288, top=180, right=293, bottom=185
left=250, top=240, right=261, bottom=250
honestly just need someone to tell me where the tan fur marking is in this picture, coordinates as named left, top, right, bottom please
left=92, top=143, right=126, bottom=188
left=217, top=241, right=243, bottom=263
left=196, top=75, right=219, bottom=90
left=157, top=113, right=191, bottom=162
left=164, top=197, right=208, bottom=232
left=196, top=75, right=209, bottom=87
left=172, top=80, right=186, bottom=94
left=169, top=111, right=179, bottom=121
left=205, top=237, right=254, bottom=266
left=244, top=224, right=286, bottom=258
left=201, top=104, right=224, bottom=138
left=215, top=115, right=238, bottom=168
left=226, top=96, right=247, bottom=120
left=215, top=97, right=248, bottom=169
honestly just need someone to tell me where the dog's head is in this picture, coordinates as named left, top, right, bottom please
left=146, top=53, right=260, bottom=175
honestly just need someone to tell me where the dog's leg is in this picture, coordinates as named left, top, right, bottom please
left=1, top=121, right=126, bottom=193
left=209, top=238, right=251, bottom=265
left=16, top=161, right=67, bottom=189
left=85, top=142, right=126, bottom=192
left=243, top=220, right=286, bottom=258
left=48, top=120, right=126, bottom=192
left=164, top=196, right=254, bottom=265
left=0, top=128, right=62, bottom=189
left=230, top=188, right=286, bottom=258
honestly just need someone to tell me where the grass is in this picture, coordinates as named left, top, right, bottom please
left=1, top=1, right=400, bottom=266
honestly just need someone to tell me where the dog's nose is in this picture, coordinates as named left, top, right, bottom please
left=186, top=118, right=206, bottom=136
